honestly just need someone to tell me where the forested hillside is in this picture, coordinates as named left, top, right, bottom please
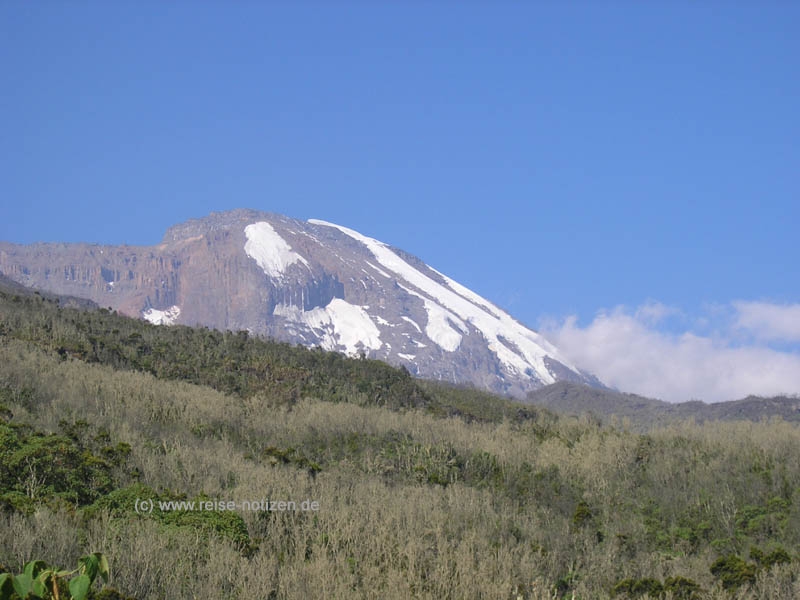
left=1, top=289, right=799, bottom=599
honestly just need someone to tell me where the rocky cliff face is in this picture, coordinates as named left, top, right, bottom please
left=0, top=209, right=601, bottom=396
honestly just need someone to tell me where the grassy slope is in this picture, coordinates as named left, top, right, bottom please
left=1, top=291, right=799, bottom=599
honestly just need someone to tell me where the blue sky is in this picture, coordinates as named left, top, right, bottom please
left=2, top=2, right=799, bottom=401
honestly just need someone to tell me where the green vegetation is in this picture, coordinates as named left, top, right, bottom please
left=0, top=417, right=129, bottom=514
left=0, top=553, right=111, bottom=600
left=611, top=575, right=702, bottom=599
left=0, top=289, right=427, bottom=410
left=1, top=289, right=799, bottom=598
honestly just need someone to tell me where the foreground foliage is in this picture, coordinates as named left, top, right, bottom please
left=1, top=291, right=799, bottom=598
left=0, top=553, right=111, bottom=600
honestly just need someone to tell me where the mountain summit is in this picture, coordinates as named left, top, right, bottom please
left=0, top=209, right=600, bottom=396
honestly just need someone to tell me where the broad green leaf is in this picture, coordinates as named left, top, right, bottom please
left=78, top=554, right=98, bottom=583
left=31, top=577, right=46, bottom=598
left=23, top=560, right=47, bottom=581
left=69, top=573, right=91, bottom=600
left=0, top=574, right=15, bottom=600
left=12, top=573, right=32, bottom=598
left=96, top=553, right=110, bottom=583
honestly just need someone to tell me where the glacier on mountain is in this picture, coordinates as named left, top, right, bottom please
left=273, top=298, right=383, bottom=356
left=143, top=305, right=181, bottom=326
left=308, top=218, right=578, bottom=385
left=245, top=221, right=309, bottom=280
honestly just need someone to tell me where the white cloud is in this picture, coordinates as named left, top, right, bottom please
left=633, top=300, right=680, bottom=325
left=733, top=301, right=800, bottom=342
left=540, top=302, right=800, bottom=403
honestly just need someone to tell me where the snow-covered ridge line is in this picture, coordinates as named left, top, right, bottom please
left=308, top=218, right=579, bottom=383
left=245, top=222, right=309, bottom=279
left=366, top=261, right=391, bottom=279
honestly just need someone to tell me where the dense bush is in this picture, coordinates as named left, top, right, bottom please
left=0, top=417, right=129, bottom=513
left=710, top=555, right=758, bottom=590
left=0, top=291, right=428, bottom=410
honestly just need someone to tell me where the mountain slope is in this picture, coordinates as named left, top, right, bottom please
left=0, top=209, right=599, bottom=396
left=527, top=381, right=800, bottom=429
left=0, top=271, right=98, bottom=310
left=4, top=292, right=800, bottom=598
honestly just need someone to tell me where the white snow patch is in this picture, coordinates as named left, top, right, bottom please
left=143, top=305, right=181, bottom=326
left=274, top=299, right=382, bottom=356
left=244, top=222, right=309, bottom=280
left=365, top=261, right=391, bottom=279
left=398, top=283, right=466, bottom=352
left=398, top=353, right=416, bottom=361
left=420, top=297, right=465, bottom=352
left=374, top=315, right=392, bottom=326
left=401, top=316, right=422, bottom=334
left=309, top=219, right=579, bottom=383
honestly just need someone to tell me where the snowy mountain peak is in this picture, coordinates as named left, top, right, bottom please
left=307, top=218, right=580, bottom=386
left=0, top=209, right=601, bottom=396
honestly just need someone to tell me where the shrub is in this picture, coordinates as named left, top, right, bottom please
left=710, top=554, right=757, bottom=590
left=611, top=577, right=663, bottom=598
left=663, top=576, right=701, bottom=599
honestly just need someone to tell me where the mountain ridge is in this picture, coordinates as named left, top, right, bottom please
left=0, top=209, right=600, bottom=396
left=527, top=381, right=800, bottom=429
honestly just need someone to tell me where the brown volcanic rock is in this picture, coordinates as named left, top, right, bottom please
left=0, top=241, right=177, bottom=316
left=0, top=209, right=600, bottom=397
